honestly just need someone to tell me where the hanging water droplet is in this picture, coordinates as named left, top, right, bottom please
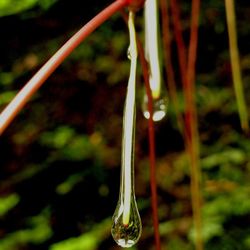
left=111, top=197, right=142, bottom=248
left=112, top=11, right=142, bottom=248
left=142, top=91, right=168, bottom=122
left=127, top=46, right=132, bottom=60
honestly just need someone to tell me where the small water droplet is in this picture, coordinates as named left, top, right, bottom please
left=127, top=47, right=132, bottom=60
left=142, top=93, right=168, bottom=122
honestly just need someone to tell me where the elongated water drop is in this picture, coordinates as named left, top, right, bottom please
left=111, top=11, right=142, bottom=248
left=143, top=0, right=168, bottom=122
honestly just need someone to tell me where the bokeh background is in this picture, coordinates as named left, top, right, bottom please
left=0, top=0, right=250, bottom=249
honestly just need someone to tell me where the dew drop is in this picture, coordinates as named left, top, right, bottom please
left=142, top=92, right=168, bottom=122
left=127, top=47, right=132, bottom=60
left=111, top=199, right=142, bottom=248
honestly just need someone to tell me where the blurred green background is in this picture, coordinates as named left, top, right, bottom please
left=0, top=0, right=250, bottom=249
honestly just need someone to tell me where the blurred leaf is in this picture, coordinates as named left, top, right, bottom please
left=49, top=218, right=110, bottom=250
left=0, top=91, right=17, bottom=106
left=56, top=173, right=83, bottom=195
left=201, top=148, right=246, bottom=169
left=189, top=216, right=224, bottom=243
left=0, top=0, right=58, bottom=16
left=0, top=0, right=37, bottom=16
left=0, top=72, right=15, bottom=86
left=40, top=126, right=75, bottom=149
left=0, top=210, right=52, bottom=250
left=0, top=193, right=20, bottom=216
left=204, top=187, right=250, bottom=218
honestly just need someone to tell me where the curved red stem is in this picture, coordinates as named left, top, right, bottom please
left=0, top=0, right=128, bottom=135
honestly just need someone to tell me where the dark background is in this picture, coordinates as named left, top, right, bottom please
left=0, top=0, right=250, bottom=249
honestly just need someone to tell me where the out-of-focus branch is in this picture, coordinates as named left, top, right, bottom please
left=225, top=0, right=249, bottom=133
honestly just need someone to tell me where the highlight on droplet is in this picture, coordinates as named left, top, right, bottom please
left=142, top=91, right=168, bottom=122
left=127, top=46, right=132, bottom=60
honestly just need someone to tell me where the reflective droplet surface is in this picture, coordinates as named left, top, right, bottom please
left=111, top=11, right=142, bottom=248
left=127, top=47, right=131, bottom=60
left=142, top=92, right=168, bottom=122
left=111, top=198, right=142, bottom=248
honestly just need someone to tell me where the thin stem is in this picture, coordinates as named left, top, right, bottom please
left=170, top=0, right=187, bottom=89
left=225, top=0, right=249, bottom=133
left=137, top=29, right=162, bottom=250
left=0, top=0, right=128, bottom=135
left=160, top=0, right=184, bottom=134
left=170, top=0, right=203, bottom=249
left=186, top=0, right=203, bottom=249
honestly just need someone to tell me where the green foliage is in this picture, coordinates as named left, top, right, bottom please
left=0, top=0, right=58, bottom=16
left=0, top=0, right=250, bottom=250
left=50, top=219, right=110, bottom=250
left=0, top=194, right=20, bottom=216
left=0, top=210, right=52, bottom=250
left=201, top=148, right=246, bottom=170
left=0, top=0, right=37, bottom=16
left=40, top=126, right=75, bottom=149
left=0, top=91, right=17, bottom=106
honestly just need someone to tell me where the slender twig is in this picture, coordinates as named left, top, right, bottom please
left=160, top=0, right=184, bottom=134
left=186, top=0, right=203, bottom=249
left=225, top=0, right=249, bottom=133
left=137, top=39, right=162, bottom=250
left=170, top=0, right=203, bottom=249
left=0, top=0, right=129, bottom=135
left=170, top=0, right=187, bottom=88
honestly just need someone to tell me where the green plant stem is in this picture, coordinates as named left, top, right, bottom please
left=225, top=0, right=249, bottom=133
left=0, top=0, right=129, bottom=135
left=186, top=0, right=203, bottom=249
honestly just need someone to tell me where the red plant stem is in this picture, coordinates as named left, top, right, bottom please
left=160, top=0, right=184, bottom=134
left=170, top=0, right=190, bottom=150
left=137, top=39, right=162, bottom=250
left=187, top=0, right=200, bottom=94
left=170, top=0, right=187, bottom=89
left=0, top=0, right=128, bottom=135
left=170, top=0, right=203, bottom=249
